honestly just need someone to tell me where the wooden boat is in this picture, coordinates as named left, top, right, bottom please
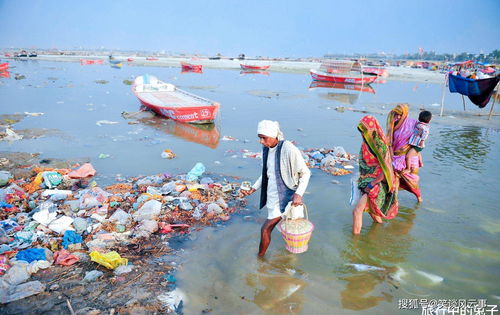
left=362, top=67, right=388, bottom=77
left=127, top=58, right=134, bottom=62
left=29, top=52, right=37, bottom=57
left=80, top=59, right=104, bottom=65
left=0, top=71, right=10, bottom=78
left=240, top=64, right=270, bottom=70
left=309, top=81, right=375, bottom=93
left=146, top=57, right=159, bottom=61
left=181, top=62, right=203, bottom=72
left=0, top=63, right=9, bottom=71
left=109, top=59, right=122, bottom=64
left=310, top=68, right=377, bottom=84
left=132, top=75, right=219, bottom=124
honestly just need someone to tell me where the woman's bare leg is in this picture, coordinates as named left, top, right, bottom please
left=352, top=194, right=368, bottom=235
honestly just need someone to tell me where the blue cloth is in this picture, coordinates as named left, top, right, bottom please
left=448, top=73, right=480, bottom=96
left=16, top=248, right=46, bottom=263
left=62, top=230, right=83, bottom=249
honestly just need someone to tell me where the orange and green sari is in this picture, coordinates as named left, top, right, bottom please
left=357, top=116, right=399, bottom=219
left=386, top=104, right=421, bottom=199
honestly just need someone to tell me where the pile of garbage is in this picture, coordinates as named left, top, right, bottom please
left=0, top=161, right=244, bottom=309
left=301, top=147, right=357, bottom=176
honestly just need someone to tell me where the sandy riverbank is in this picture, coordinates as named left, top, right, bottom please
left=6, top=54, right=446, bottom=84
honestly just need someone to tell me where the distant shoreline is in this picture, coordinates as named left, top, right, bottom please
left=3, top=54, right=446, bottom=84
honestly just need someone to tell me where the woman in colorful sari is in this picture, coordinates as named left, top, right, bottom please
left=386, top=104, right=422, bottom=202
left=352, top=115, right=398, bottom=235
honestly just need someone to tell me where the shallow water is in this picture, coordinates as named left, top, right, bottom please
left=1, top=59, right=499, bottom=314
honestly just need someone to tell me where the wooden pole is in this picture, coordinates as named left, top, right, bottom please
left=461, top=95, right=466, bottom=111
left=440, top=80, right=446, bottom=116
left=488, top=88, right=498, bottom=120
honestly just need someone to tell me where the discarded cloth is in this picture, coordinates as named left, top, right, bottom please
left=68, top=163, right=96, bottom=179
left=54, top=249, right=79, bottom=266
left=89, top=251, right=128, bottom=269
left=16, top=248, right=46, bottom=263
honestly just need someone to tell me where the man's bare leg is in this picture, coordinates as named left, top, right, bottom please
left=258, top=217, right=282, bottom=257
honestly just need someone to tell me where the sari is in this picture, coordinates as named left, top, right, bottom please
left=357, top=115, right=399, bottom=219
left=386, top=104, right=421, bottom=199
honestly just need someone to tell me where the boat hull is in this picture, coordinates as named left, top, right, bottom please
left=240, top=64, right=270, bottom=70
left=310, top=69, right=377, bottom=84
left=137, top=100, right=219, bottom=124
left=181, top=63, right=203, bottom=72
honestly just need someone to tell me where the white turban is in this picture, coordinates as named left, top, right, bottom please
left=257, top=120, right=284, bottom=140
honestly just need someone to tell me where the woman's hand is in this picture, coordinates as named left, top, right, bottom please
left=292, top=193, right=303, bottom=206
left=239, top=188, right=256, bottom=197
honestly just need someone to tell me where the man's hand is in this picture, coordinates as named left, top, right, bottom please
left=239, top=187, right=256, bottom=198
left=292, top=193, right=303, bottom=206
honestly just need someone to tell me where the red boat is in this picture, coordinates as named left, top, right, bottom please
left=181, top=62, right=203, bottom=72
left=127, top=58, right=134, bottom=62
left=80, top=59, right=104, bottom=65
left=0, top=71, right=10, bottom=78
left=309, top=81, right=375, bottom=93
left=362, top=67, right=388, bottom=77
left=146, top=57, right=159, bottom=61
left=310, top=69, right=378, bottom=84
left=240, top=64, right=270, bottom=71
left=132, top=75, right=219, bottom=124
left=0, top=63, right=9, bottom=71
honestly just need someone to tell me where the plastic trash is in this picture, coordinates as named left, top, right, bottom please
left=41, top=189, right=72, bottom=199
left=79, top=187, right=110, bottom=209
left=42, top=171, right=63, bottom=189
left=135, top=220, right=158, bottom=238
left=27, top=260, right=51, bottom=274
left=0, top=219, right=19, bottom=233
left=4, top=128, right=23, bottom=141
left=114, top=264, right=134, bottom=275
left=16, top=248, right=47, bottom=263
left=0, top=171, right=13, bottom=187
left=157, top=288, right=187, bottom=312
left=98, top=153, right=111, bottom=159
left=161, top=149, right=176, bottom=159
left=96, top=120, right=118, bottom=126
left=83, top=270, right=103, bottom=282
left=62, top=230, right=82, bottom=249
left=186, top=162, right=205, bottom=182
left=207, top=203, right=223, bottom=214
left=349, top=177, right=360, bottom=206
left=67, top=163, right=96, bottom=179
left=48, top=216, right=74, bottom=234
left=89, top=251, right=128, bottom=270
left=54, top=249, right=79, bottom=266
left=133, top=200, right=162, bottom=222
left=3, top=280, right=46, bottom=303
left=33, top=206, right=57, bottom=226
left=72, top=217, right=88, bottom=234
left=108, top=209, right=131, bottom=225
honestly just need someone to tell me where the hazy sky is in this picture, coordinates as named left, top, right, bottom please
left=1, top=0, right=499, bottom=57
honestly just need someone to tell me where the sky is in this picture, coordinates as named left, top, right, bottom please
left=0, top=0, right=499, bottom=57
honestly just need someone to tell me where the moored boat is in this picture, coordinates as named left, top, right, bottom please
left=146, top=57, right=159, bottom=61
left=127, top=58, right=134, bottom=62
left=181, top=62, right=203, bottom=72
left=132, top=75, right=220, bottom=124
left=240, top=64, right=270, bottom=70
left=362, top=67, right=388, bottom=77
left=310, top=68, right=377, bottom=84
left=80, top=59, right=104, bottom=65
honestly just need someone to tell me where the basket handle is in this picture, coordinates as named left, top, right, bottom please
left=284, top=203, right=308, bottom=232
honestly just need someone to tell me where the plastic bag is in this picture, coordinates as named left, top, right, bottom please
left=282, top=202, right=304, bottom=220
left=0, top=171, right=13, bottom=187
left=349, top=176, right=360, bottom=206
left=186, top=162, right=205, bottom=182
left=42, top=171, right=63, bottom=189
left=68, top=163, right=96, bottom=179
left=133, top=200, right=161, bottom=222
left=89, top=251, right=128, bottom=269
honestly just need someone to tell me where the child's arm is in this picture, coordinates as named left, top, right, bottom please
left=418, top=152, right=423, bottom=167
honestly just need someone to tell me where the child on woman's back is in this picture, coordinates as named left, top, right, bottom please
left=405, top=111, right=432, bottom=173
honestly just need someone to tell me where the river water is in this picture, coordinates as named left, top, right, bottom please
left=1, top=59, right=499, bottom=314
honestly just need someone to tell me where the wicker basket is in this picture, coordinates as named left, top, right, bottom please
left=277, top=204, right=314, bottom=254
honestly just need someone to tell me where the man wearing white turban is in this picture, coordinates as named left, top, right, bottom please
left=241, top=120, right=311, bottom=257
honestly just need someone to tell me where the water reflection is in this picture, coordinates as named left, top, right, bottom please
left=433, top=126, right=493, bottom=171
left=246, top=254, right=306, bottom=314
left=339, top=207, right=416, bottom=311
left=138, top=117, right=220, bottom=149
left=309, top=81, right=376, bottom=94
left=240, top=70, right=270, bottom=76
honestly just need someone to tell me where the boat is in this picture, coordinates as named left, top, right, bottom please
left=132, top=75, right=220, bottom=124
left=111, top=63, right=123, bottom=68
left=362, top=67, right=388, bottom=77
left=28, top=52, right=37, bottom=57
left=127, top=58, right=134, bottom=62
left=310, top=68, right=377, bottom=84
left=138, top=117, right=220, bottom=149
left=16, top=50, right=28, bottom=58
left=109, top=59, right=122, bottom=64
left=181, top=62, right=203, bottom=72
left=240, top=64, right=270, bottom=71
left=0, top=71, right=10, bottom=78
left=80, top=59, right=104, bottom=65
left=308, top=81, right=375, bottom=93
left=0, top=63, right=9, bottom=71
left=146, top=57, right=159, bottom=61
left=311, top=59, right=378, bottom=85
